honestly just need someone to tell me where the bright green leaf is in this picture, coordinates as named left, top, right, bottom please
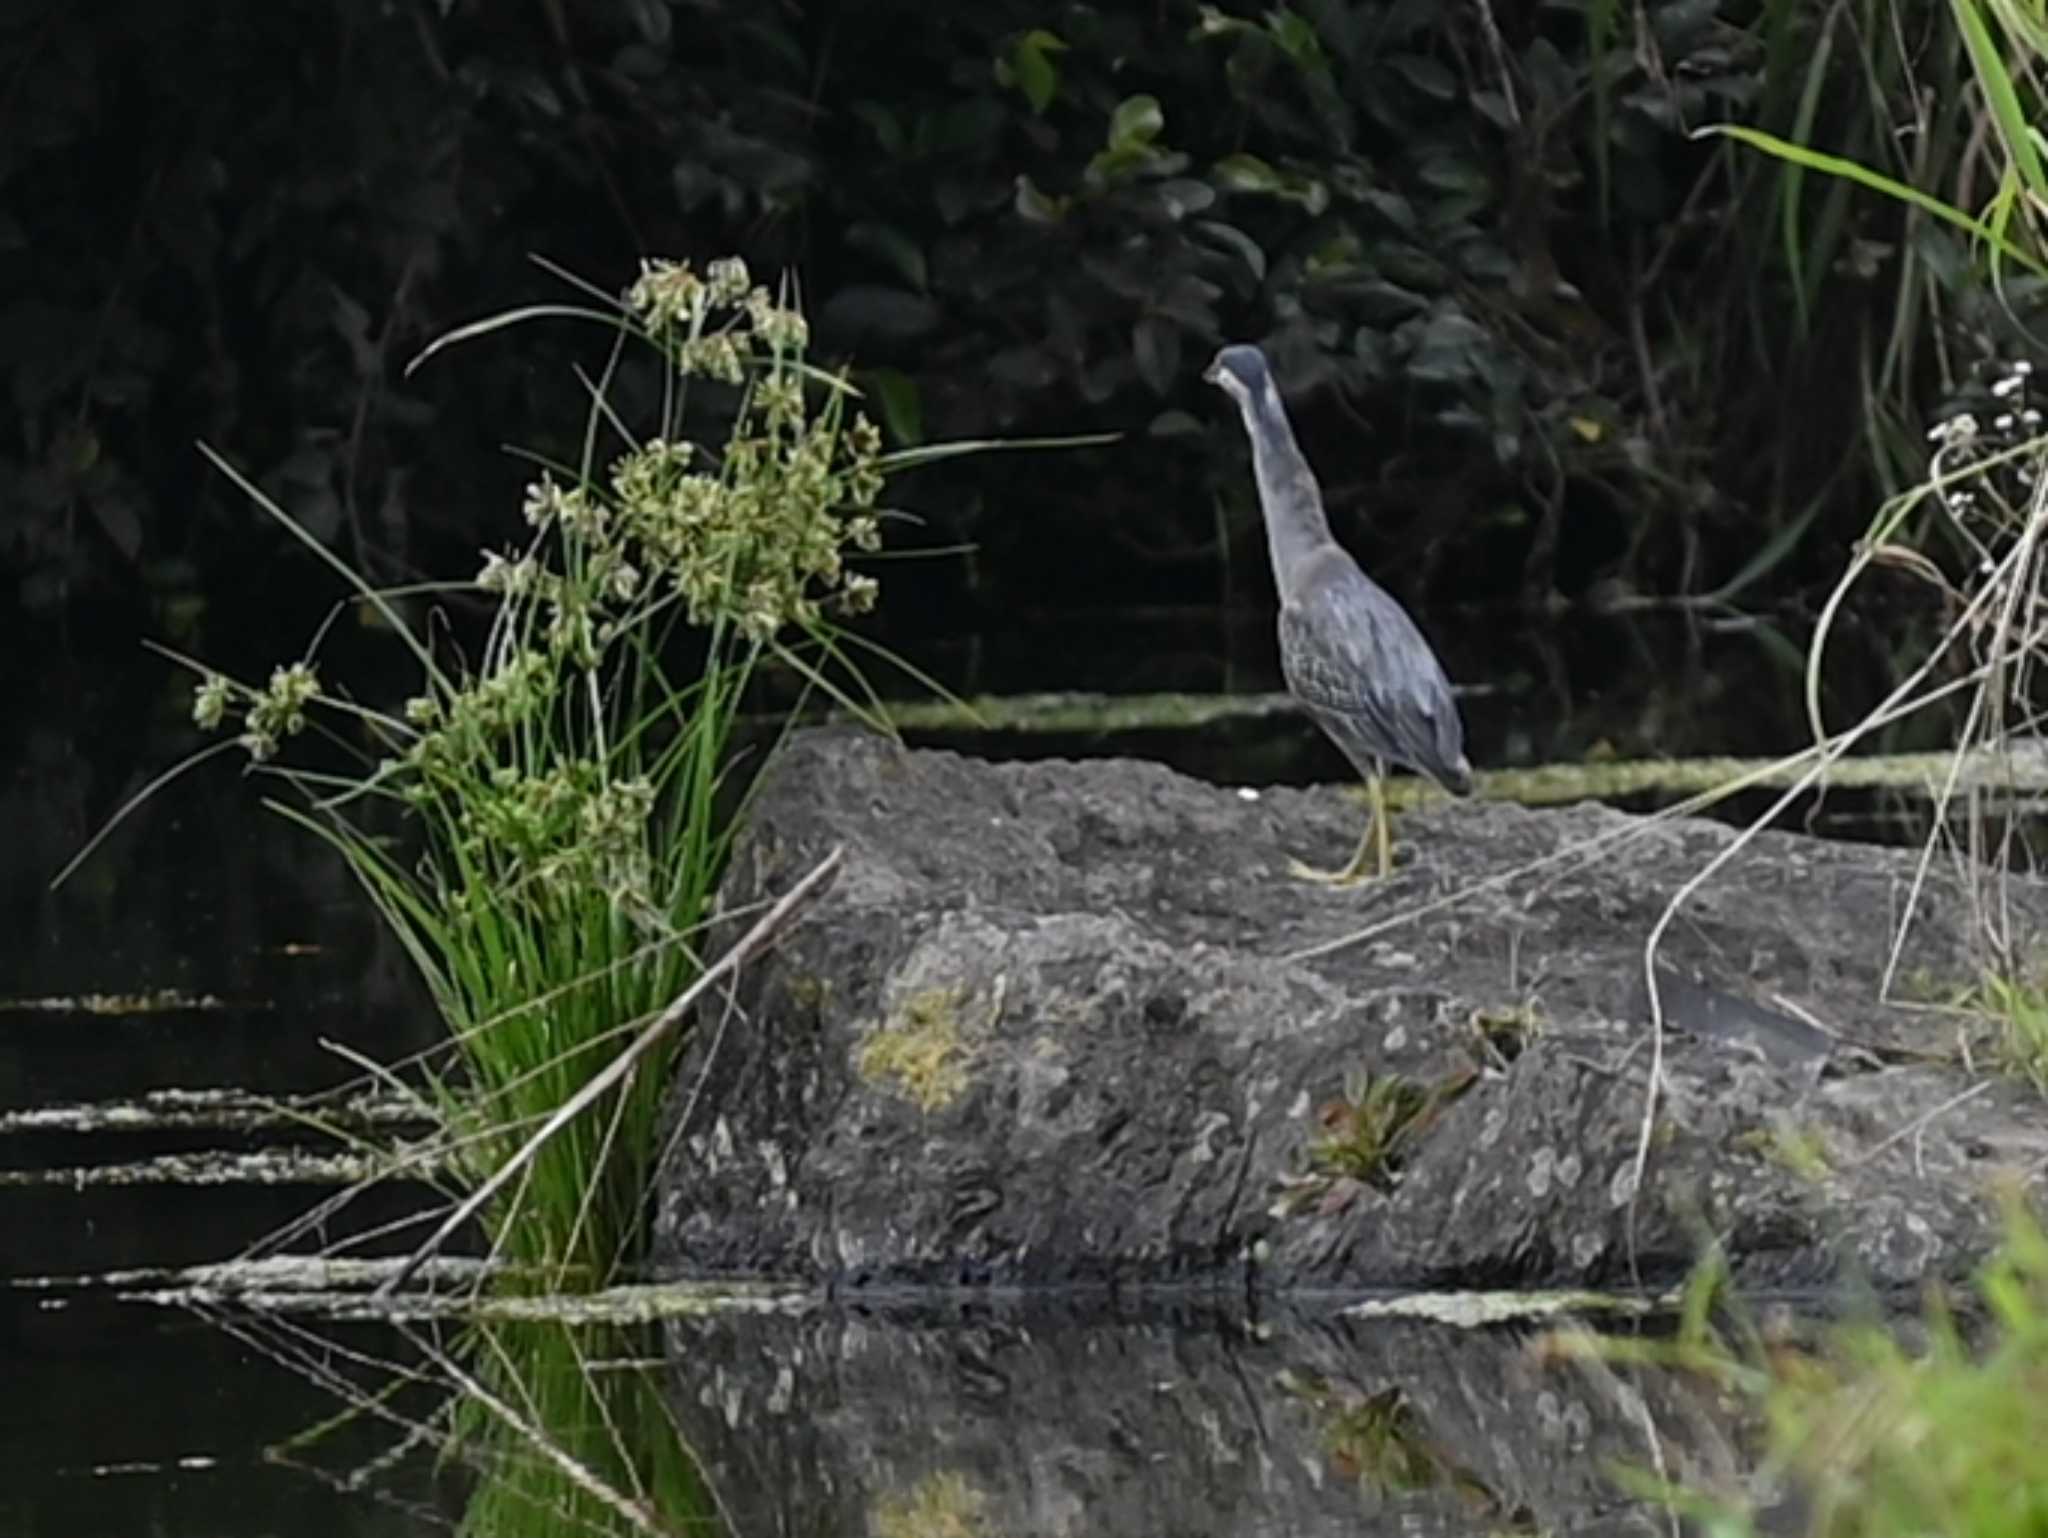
left=1214, top=152, right=1285, bottom=193
left=1699, top=123, right=2048, bottom=279
left=1108, top=94, right=1164, bottom=152
left=1002, top=28, right=1068, bottom=115
left=1264, top=8, right=1329, bottom=74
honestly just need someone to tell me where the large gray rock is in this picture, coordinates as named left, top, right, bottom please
left=650, top=729, right=2048, bottom=1294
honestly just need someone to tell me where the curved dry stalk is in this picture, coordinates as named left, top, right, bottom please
left=46, top=735, right=246, bottom=891
left=1628, top=493, right=2048, bottom=1278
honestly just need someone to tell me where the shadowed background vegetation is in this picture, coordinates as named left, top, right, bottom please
left=8, top=0, right=2039, bottom=648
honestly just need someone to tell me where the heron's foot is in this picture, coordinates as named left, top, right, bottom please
left=1288, top=807, right=1396, bottom=887
left=1289, top=778, right=1399, bottom=887
left=1286, top=853, right=1380, bottom=887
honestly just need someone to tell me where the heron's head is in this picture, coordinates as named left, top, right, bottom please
left=1203, top=344, right=1278, bottom=415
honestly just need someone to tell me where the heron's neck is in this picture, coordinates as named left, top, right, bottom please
left=1241, top=389, right=1335, bottom=596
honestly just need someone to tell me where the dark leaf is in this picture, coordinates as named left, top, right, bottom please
left=933, top=98, right=1006, bottom=155
left=850, top=101, right=906, bottom=157
left=1191, top=220, right=1267, bottom=282
left=1154, top=272, right=1225, bottom=330
left=1132, top=314, right=1182, bottom=396
left=1155, top=178, right=1216, bottom=219
left=817, top=285, right=943, bottom=344
left=1148, top=409, right=1204, bottom=437
left=1352, top=327, right=1392, bottom=382
left=671, top=160, right=730, bottom=215
left=1403, top=305, right=1493, bottom=385
left=1521, top=37, right=1576, bottom=105
left=861, top=368, right=923, bottom=447
left=331, top=287, right=376, bottom=376
left=87, top=370, right=149, bottom=407
left=89, top=489, right=142, bottom=562
left=1375, top=242, right=1444, bottom=288
left=1470, top=90, right=1516, bottom=129
left=935, top=177, right=999, bottom=225
left=1455, top=240, right=1514, bottom=282
left=1415, top=150, right=1491, bottom=202
left=1350, top=279, right=1433, bottom=321
left=501, top=68, right=562, bottom=119
left=1356, top=189, right=1417, bottom=231
left=988, top=346, right=1061, bottom=390
left=1387, top=53, right=1457, bottom=101
left=622, top=0, right=670, bottom=48
left=614, top=43, right=668, bottom=79
left=1264, top=8, right=1329, bottom=74
left=1652, top=0, right=1722, bottom=49
left=845, top=221, right=929, bottom=291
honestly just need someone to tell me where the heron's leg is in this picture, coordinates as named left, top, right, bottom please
left=1372, top=767, right=1392, bottom=878
left=1287, top=763, right=1385, bottom=887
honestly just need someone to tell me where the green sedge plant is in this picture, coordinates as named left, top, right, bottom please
left=64, top=256, right=956, bottom=1292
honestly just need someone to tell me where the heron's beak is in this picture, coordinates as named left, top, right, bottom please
left=1201, top=361, right=1222, bottom=385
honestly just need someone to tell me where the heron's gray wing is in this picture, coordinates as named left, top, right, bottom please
left=1278, top=555, right=1468, bottom=789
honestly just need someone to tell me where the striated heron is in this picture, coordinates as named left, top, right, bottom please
left=1205, top=343, right=1473, bottom=884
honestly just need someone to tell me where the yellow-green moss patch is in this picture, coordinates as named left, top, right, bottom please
left=858, top=985, right=972, bottom=1111
left=870, top=1470, right=988, bottom=1538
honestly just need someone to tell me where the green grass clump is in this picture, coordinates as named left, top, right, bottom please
left=1591, top=1200, right=2048, bottom=1537
left=1972, top=971, right=2048, bottom=1092
left=78, top=256, right=907, bottom=1291
left=1741, top=1205, right=2048, bottom=1536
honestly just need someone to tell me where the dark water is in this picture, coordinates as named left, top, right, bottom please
left=0, top=601, right=1948, bottom=1533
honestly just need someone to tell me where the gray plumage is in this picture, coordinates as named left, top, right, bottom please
left=1205, top=342, right=1472, bottom=803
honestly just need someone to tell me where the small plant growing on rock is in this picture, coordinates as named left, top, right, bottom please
left=1971, top=970, right=2048, bottom=1093
left=1313, top=1068, right=1430, bottom=1190
left=1272, top=1063, right=1475, bottom=1218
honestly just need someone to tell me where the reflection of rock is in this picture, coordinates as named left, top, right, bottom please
left=651, top=729, right=2048, bottom=1295
left=663, top=1303, right=1736, bottom=1538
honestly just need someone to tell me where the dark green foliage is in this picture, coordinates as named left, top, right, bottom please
left=0, top=0, right=2003, bottom=620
